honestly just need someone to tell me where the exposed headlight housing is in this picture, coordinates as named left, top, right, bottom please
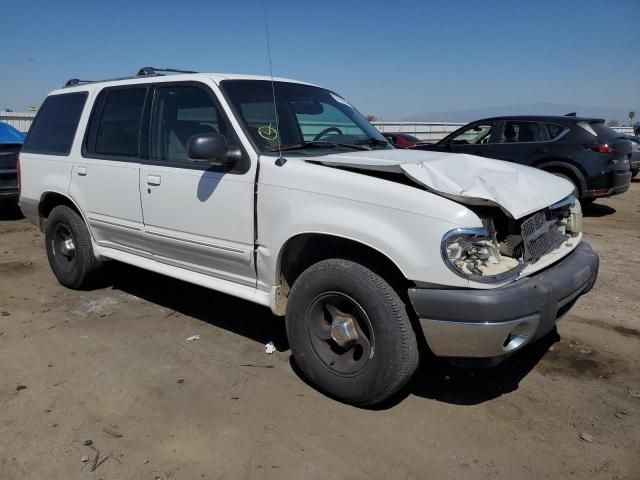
left=441, top=228, right=524, bottom=283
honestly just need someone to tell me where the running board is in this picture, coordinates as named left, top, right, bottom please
left=95, top=245, right=272, bottom=309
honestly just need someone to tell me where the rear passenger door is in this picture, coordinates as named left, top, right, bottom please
left=69, top=86, right=148, bottom=255
left=139, top=82, right=256, bottom=286
left=490, top=120, right=551, bottom=166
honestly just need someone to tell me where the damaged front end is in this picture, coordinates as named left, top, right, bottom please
left=441, top=195, right=582, bottom=284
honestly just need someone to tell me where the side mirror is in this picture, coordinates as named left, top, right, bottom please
left=187, top=133, right=240, bottom=166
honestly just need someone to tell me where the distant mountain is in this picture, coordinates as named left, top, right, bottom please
left=403, top=103, right=638, bottom=124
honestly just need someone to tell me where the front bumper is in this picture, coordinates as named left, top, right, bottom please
left=409, top=242, right=599, bottom=359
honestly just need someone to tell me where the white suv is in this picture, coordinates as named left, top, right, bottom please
left=19, top=68, right=599, bottom=405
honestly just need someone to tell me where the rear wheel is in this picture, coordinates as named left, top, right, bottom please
left=45, top=205, right=102, bottom=289
left=551, top=172, right=579, bottom=197
left=285, top=259, right=419, bottom=406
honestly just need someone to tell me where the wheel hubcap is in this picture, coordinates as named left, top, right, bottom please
left=306, top=292, right=374, bottom=376
left=51, top=224, right=76, bottom=273
left=327, top=305, right=359, bottom=348
left=60, top=237, right=75, bottom=258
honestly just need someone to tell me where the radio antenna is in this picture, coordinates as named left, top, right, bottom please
left=261, top=1, right=285, bottom=166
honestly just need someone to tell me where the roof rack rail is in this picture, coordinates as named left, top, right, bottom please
left=136, top=66, right=198, bottom=76
left=63, top=66, right=198, bottom=88
left=64, top=79, right=95, bottom=87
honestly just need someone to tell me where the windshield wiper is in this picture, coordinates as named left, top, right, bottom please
left=354, top=137, right=390, bottom=147
left=271, top=141, right=368, bottom=152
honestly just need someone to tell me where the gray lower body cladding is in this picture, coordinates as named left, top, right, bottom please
left=19, top=197, right=40, bottom=227
left=409, top=242, right=599, bottom=358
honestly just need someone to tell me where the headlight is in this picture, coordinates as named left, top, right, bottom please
left=441, top=228, right=524, bottom=283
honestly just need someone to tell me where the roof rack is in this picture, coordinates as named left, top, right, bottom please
left=63, top=66, right=198, bottom=88
left=136, top=66, right=198, bottom=76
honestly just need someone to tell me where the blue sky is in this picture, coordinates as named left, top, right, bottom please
left=1, top=0, right=638, bottom=120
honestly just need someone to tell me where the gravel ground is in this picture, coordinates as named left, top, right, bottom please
left=1, top=182, right=639, bottom=480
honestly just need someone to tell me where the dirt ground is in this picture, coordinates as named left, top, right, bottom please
left=1, top=182, right=639, bottom=480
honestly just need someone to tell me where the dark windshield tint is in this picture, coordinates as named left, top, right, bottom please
left=221, top=80, right=388, bottom=152
left=22, top=92, right=87, bottom=155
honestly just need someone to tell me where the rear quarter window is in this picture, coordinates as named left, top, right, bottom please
left=545, top=123, right=568, bottom=141
left=22, top=92, right=88, bottom=155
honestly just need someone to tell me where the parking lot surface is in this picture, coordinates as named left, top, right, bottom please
left=1, top=183, right=639, bottom=480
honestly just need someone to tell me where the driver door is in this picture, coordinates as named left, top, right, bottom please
left=139, top=82, right=257, bottom=286
left=447, top=122, right=496, bottom=157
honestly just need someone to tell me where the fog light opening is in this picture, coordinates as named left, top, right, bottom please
left=502, top=322, right=537, bottom=353
left=502, top=333, right=529, bottom=352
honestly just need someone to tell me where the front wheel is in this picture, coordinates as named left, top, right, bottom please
left=285, top=259, right=419, bottom=406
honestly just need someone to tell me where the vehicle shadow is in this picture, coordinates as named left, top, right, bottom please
left=0, top=201, right=23, bottom=221
left=107, top=262, right=289, bottom=350
left=582, top=202, right=616, bottom=218
left=106, top=261, right=557, bottom=409
left=401, top=330, right=559, bottom=406
left=288, top=329, right=559, bottom=410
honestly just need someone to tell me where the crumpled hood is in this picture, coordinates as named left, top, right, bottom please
left=314, top=149, right=573, bottom=219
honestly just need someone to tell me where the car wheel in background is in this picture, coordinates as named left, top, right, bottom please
left=285, top=258, right=419, bottom=406
left=45, top=205, right=102, bottom=289
left=551, top=172, right=579, bottom=198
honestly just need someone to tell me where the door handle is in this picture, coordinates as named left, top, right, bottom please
left=147, top=175, right=161, bottom=186
left=77, top=166, right=87, bottom=176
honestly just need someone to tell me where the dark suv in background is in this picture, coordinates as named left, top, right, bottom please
left=0, top=122, right=25, bottom=203
left=413, top=115, right=632, bottom=204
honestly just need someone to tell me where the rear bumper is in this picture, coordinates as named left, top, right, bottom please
left=0, top=169, right=18, bottom=199
left=0, top=189, right=18, bottom=199
left=584, top=170, right=631, bottom=198
left=18, top=197, right=41, bottom=228
left=409, top=242, right=599, bottom=359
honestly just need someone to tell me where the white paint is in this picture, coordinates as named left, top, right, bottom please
left=20, top=72, right=584, bottom=316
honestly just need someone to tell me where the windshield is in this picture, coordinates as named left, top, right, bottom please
left=220, top=80, right=389, bottom=153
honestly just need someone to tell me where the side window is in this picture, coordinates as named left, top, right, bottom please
left=85, top=88, right=147, bottom=158
left=97, top=89, right=146, bottom=157
left=500, top=121, right=544, bottom=143
left=546, top=123, right=568, bottom=141
left=450, top=123, right=494, bottom=145
left=22, top=92, right=87, bottom=155
left=150, top=85, right=238, bottom=165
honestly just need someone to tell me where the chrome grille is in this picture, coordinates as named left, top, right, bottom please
left=521, top=210, right=566, bottom=261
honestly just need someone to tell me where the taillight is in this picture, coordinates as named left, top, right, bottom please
left=587, top=143, right=614, bottom=153
left=16, top=155, right=21, bottom=193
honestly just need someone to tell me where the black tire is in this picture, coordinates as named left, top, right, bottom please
left=285, top=259, right=419, bottom=406
left=45, top=205, right=102, bottom=289
left=551, top=172, right=579, bottom=197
